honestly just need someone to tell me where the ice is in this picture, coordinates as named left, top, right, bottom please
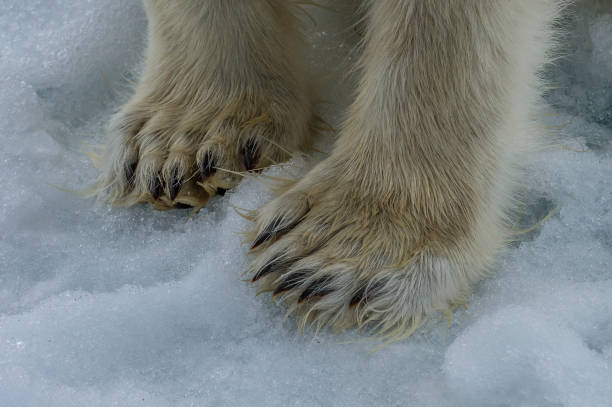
left=0, top=1, right=611, bottom=406
left=445, top=306, right=612, bottom=407
left=591, top=15, right=612, bottom=76
left=545, top=1, right=612, bottom=129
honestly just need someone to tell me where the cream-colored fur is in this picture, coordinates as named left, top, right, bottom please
left=94, top=0, right=311, bottom=209
left=248, top=0, right=566, bottom=339
left=95, top=0, right=566, bottom=339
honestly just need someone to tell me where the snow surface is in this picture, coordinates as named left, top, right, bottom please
left=1, top=1, right=611, bottom=406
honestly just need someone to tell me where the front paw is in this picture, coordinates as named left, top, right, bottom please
left=92, top=78, right=310, bottom=210
left=247, top=158, right=488, bottom=338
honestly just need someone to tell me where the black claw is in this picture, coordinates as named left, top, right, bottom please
left=243, top=138, right=260, bottom=171
left=200, top=152, right=216, bottom=180
left=349, top=286, right=367, bottom=307
left=252, top=252, right=292, bottom=282
left=298, top=277, right=333, bottom=303
left=216, top=187, right=227, bottom=196
left=149, top=175, right=162, bottom=200
left=125, top=162, right=137, bottom=185
left=251, top=216, right=301, bottom=250
left=273, top=271, right=309, bottom=296
left=251, top=217, right=283, bottom=249
left=173, top=203, right=193, bottom=209
left=169, top=168, right=181, bottom=201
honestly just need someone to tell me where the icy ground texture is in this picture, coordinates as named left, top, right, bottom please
left=1, top=1, right=611, bottom=406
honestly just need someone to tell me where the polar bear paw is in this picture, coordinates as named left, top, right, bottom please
left=246, top=158, right=480, bottom=340
left=93, top=84, right=309, bottom=210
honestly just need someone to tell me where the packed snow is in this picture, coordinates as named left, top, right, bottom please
left=1, top=1, right=611, bottom=406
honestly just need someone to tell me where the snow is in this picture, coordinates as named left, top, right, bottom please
left=1, top=1, right=611, bottom=406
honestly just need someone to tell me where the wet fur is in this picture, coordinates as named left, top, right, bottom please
left=94, top=0, right=567, bottom=339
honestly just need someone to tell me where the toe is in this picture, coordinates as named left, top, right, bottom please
left=348, top=280, right=386, bottom=308
left=168, top=167, right=182, bottom=201
left=199, top=150, right=217, bottom=181
left=133, top=152, right=165, bottom=201
left=251, top=215, right=302, bottom=249
left=297, top=276, right=333, bottom=303
left=252, top=250, right=295, bottom=282
left=124, top=161, right=138, bottom=187
left=195, top=140, right=242, bottom=192
left=148, top=173, right=163, bottom=200
left=251, top=191, right=311, bottom=250
left=272, top=270, right=310, bottom=296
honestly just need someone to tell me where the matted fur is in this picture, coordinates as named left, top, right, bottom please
left=92, top=0, right=568, bottom=340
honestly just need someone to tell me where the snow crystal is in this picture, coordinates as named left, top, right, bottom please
left=0, top=0, right=610, bottom=406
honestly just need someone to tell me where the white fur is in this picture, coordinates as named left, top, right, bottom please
left=94, top=0, right=568, bottom=339
left=249, top=0, right=567, bottom=339
left=93, top=0, right=312, bottom=209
